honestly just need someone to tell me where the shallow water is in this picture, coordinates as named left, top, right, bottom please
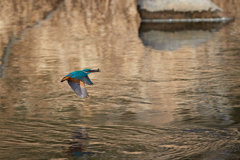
left=1, top=1, right=240, bottom=160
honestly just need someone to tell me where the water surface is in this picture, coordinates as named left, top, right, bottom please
left=0, top=1, right=240, bottom=160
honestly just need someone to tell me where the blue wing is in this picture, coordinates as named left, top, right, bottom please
left=68, top=81, right=88, bottom=98
left=70, top=71, right=87, bottom=80
left=81, top=76, right=93, bottom=85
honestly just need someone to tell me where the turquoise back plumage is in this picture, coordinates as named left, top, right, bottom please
left=66, top=69, right=91, bottom=80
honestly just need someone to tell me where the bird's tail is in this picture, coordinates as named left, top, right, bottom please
left=61, top=76, right=70, bottom=82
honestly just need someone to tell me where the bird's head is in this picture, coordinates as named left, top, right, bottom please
left=83, top=68, right=100, bottom=74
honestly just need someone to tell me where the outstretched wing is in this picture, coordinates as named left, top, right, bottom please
left=68, top=81, right=88, bottom=98
left=81, top=76, right=93, bottom=85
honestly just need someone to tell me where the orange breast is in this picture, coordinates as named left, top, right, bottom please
left=69, top=78, right=85, bottom=87
left=69, top=78, right=80, bottom=83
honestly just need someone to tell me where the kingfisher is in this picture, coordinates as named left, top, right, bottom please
left=61, top=69, right=100, bottom=98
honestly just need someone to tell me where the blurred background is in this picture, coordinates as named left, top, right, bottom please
left=0, top=0, right=240, bottom=159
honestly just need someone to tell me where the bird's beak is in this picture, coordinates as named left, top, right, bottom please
left=90, top=68, right=100, bottom=72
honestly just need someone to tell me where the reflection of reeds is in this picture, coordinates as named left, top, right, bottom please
left=0, top=34, right=16, bottom=78
left=0, top=0, right=140, bottom=61
left=0, top=0, right=66, bottom=61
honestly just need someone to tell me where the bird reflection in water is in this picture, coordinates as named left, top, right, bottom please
left=64, top=127, right=92, bottom=157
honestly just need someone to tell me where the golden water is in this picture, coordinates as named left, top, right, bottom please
left=0, top=0, right=240, bottom=159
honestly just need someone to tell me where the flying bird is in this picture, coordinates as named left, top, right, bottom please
left=61, top=69, right=100, bottom=98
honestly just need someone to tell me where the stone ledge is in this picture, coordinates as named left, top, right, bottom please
left=138, top=9, right=224, bottom=19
